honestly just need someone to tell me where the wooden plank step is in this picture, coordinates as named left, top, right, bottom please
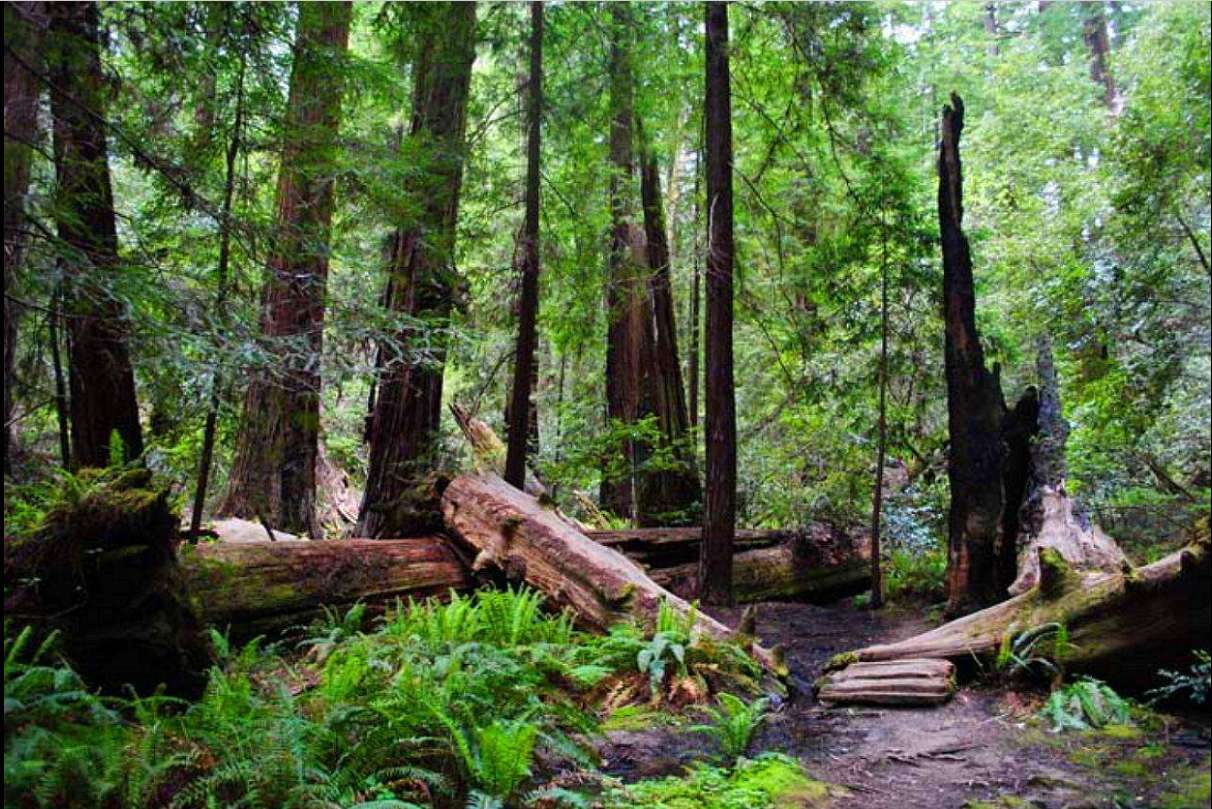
left=816, top=658, right=957, bottom=707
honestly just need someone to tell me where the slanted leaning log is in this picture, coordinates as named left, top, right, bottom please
left=440, top=471, right=786, bottom=675
left=829, top=541, right=1210, bottom=691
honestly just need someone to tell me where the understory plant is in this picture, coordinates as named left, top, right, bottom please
left=1039, top=677, right=1133, bottom=733
left=690, top=693, right=771, bottom=763
left=1147, top=649, right=1211, bottom=706
left=4, top=588, right=762, bottom=809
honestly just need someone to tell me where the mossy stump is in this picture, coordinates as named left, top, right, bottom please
left=4, top=469, right=209, bottom=697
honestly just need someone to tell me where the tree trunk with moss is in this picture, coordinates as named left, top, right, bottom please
left=4, top=470, right=209, bottom=697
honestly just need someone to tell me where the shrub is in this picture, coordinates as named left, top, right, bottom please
left=690, top=693, right=770, bottom=763
left=1039, top=677, right=1133, bottom=733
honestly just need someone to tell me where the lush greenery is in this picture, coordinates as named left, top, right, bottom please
left=6, top=1, right=1208, bottom=562
left=4, top=589, right=767, bottom=809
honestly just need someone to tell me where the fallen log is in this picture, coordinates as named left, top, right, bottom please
left=831, top=541, right=1211, bottom=691
left=440, top=472, right=786, bottom=676
left=180, top=537, right=472, bottom=639
left=816, top=659, right=957, bottom=706
left=649, top=539, right=870, bottom=604
left=587, top=526, right=790, bottom=567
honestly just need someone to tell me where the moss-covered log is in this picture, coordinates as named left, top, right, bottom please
left=180, top=537, right=472, bottom=639
left=4, top=469, right=209, bottom=697
left=440, top=472, right=786, bottom=676
left=648, top=529, right=870, bottom=604
left=832, top=542, right=1211, bottom=691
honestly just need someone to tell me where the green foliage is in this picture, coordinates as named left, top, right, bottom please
left=1039, top=677, right=1133, bottom=733
left=884, top=548, right=947, bottom=603
left=4, top=587, right=768, bottom=808
left=690, top=693, right=770, bottom=763
left=601, top=753, right=830, bottom=809
left=1147, top=649, right=1211, bottom=706
left=995, top=623, right=1073, bottom=680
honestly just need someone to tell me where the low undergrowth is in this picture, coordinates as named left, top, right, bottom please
left=4, top=589, right=770, bottom=809
left=600, top=753, right=834, bottom=809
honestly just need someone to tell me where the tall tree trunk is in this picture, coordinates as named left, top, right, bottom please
left=869, top=221, right=890, bottom=609
left=220, top=2, right=351, bottom=537
left=1082, top=5, right=1119, bottom=112
left=983, top=3, right=999, bottom=59
left=505, top=2, right=544, bottom=491
left=699, top=1, right=737, bottom=607
left=637, top=122, right=701, bottom=525
left=358, top=3, right=477, bottom=538
left=48, top=1, right=143, bottom=469
left=190, top=53, right=246, bottom=540
left=688, top=151, right=702, bottom=430
left=938, top=94, right=1007, bottom=617
left=601, top=3, right=652, bottom=522
left=3, top=2, right=45, bottom=474
left=49, top=283, right=71, bottom=468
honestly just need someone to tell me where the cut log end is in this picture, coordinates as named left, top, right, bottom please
left=816, top=658, right=957, bottom=706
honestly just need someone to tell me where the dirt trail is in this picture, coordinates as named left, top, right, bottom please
left=600, top=600, right=1211, bottom=809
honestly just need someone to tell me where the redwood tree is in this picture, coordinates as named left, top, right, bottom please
left=358, top=3, right=477, bottom=537
left=938, top=94, right=1008, bottom=616
left=601, top=2, right=652, bottom=521
left=505, top=1, right=544, bottom=491
left=637, top=129, right=700, bottom=525
left=48, top=1, right=143, bottom=468
left=699, top=1, right=737, bottom=606
left=220, top=1, right=352, bottom=537
left=3, top=2, right=44, bottom=473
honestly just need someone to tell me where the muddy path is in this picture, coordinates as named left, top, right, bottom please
left=598, top=601, right=1210, bottom=808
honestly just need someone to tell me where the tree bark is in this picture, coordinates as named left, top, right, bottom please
left=601, top=3, right=653, bottom=522
left=48, top=1, right=144, bottom=469
left=1008, top=336, right=1126, bottom=594
left=505, top=2, right=544, bottom=491
left=358, top=2, right=477, bottom=538
left=221, top=2, right=351, bottom=537
left=650, top=527, right=871, bottom=605
left=700, top=1, right=737, bottom=606
left=833, top=540, right=1211, bottom=692
left=1082, top=5, right=1119, bottom=112
left=3, top=2, right=45, bottom=474
left=869, top=223, right=890, bottom=609
left=938, top=94, right=1007, bottom=617
left=637, top=121, right=701, bottom=526
left=181, top=536, right=471, bottom=640
left=440, top=472, right=786, bottom=676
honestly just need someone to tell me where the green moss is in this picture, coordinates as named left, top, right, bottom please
left=1100, top=723, right=1143, bottom=741
left=1157, top=758, right=1211, bottom=809
left=963, top=797, right=1035, bottom=809
left=823, top=651, right=858, bottom=672
left=603, top=753, right=839, bottom=809
left=1113, top=759, right=1150, bottom=779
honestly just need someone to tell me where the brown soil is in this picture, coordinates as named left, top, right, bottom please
left=597, top=600, right=1211, bottom=809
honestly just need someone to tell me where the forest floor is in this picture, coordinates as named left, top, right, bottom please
left=596, top=601, right=1211, bottom=809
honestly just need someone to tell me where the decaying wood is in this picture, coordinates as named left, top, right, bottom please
left=817, top=659, right=956, bottom=706
left=180, top=537, right=471, bottom=638
left=440, top=472, right=786, bottom=675
left=648, top=532, right=870, bottom=604
left=450, top=402, right=548, bottom=499
left=833, top=541, right=1211, bottom=691
left=1009, top=338, right=1125, bottom=594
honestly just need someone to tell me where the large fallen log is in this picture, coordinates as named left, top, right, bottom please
left=440, top=472, right=786, bottom=676
left=587, top=526, right=795, bottom=567
left=830, top=541, right=1211, bottom=691
left=649, top=535, right=870, bottom=604
left=180, top=537, right=472, bottom=639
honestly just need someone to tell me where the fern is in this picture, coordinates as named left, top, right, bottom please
left=690, top=692, right=770, bottom=762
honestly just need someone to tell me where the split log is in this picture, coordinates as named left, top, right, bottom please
left=817, top=659, right=956, bottom=706
left=832, top=541, right=1211, bottom=691
left=180, top=537, right=472, bottom=639
left=649, top=532, right=870, bottom=604
left=440, top=472, right=786, bottom=676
